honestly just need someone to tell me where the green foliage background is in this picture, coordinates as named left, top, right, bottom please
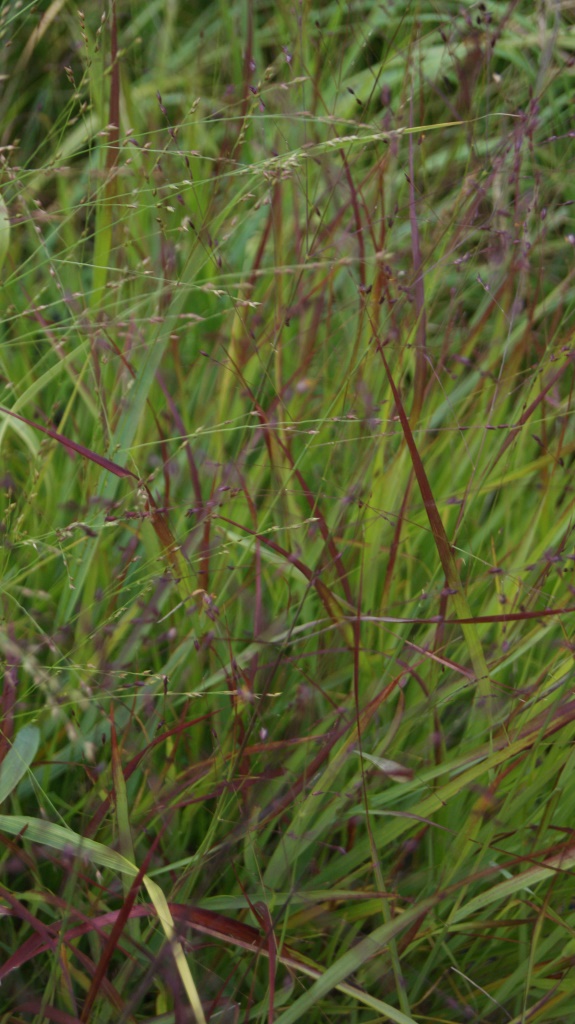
left=1, top=1, right=575, bottom=1021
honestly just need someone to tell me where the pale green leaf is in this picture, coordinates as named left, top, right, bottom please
left=0, top=727, right=39, bottom=805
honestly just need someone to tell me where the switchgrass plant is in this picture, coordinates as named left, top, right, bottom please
left=1, top=0, right=575, bottom=1020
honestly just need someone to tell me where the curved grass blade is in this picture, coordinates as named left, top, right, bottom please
left=0, top=814, right=206, bottom=1023
left=272, top=897, right=438, bottom=1024
left=0, top=726, right=39, bottom=805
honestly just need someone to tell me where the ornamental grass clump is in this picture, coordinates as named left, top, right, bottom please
left=1, top=2, right=575, bottom=1021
